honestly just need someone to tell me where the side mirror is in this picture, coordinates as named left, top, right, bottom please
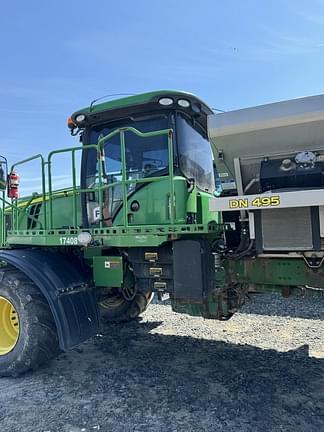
left=0, top=157, right=7, bottom=191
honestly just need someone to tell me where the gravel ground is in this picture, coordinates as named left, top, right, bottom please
left=0, top=293, right=324, bottom=432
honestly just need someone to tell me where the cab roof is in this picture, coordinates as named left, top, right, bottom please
left=71, top=90, right=213, bottom=129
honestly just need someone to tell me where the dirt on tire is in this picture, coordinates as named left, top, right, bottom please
left=0, top=293, right=323, bottom=432
left=0, top=267, right=59, bottom=377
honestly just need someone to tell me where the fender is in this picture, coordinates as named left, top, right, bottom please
left=0, top=249, right=99, bottom=350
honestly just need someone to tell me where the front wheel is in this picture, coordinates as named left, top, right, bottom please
left=0, top=267, right=59, bottom=377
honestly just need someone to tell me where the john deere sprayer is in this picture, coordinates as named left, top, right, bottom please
left=0, top=90, right=323, bottom=376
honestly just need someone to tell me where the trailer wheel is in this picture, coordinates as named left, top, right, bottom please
left=99, top=289, right=153, bottom=323
left=0, top=267, right=59, bottom=377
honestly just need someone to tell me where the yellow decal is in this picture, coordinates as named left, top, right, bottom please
left=229, top=196, right=280, bottom=209
left=251, top=196, right=280, bottom=207
left=229, top=198, right=248, bottom=209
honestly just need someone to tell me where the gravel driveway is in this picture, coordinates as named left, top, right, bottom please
left=0, top=294, right=323, bottom=432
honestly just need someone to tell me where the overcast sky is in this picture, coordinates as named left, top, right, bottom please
left=1, top=0, right=324, bottom=191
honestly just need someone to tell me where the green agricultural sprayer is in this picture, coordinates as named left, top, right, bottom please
left=0, top=90, right=323, bottom=376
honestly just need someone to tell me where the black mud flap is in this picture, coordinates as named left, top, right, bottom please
left=0, top=249, right=99, bottom=351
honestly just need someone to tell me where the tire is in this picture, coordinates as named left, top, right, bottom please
left=0, top=267, right=60, bottom=377
left=99, top=290, right=154, bottom=323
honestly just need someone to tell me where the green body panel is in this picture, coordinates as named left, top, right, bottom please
left=10, top=190, right=82, bottom=231
left=186, top=185, right=197, bottom=214
left=171, top=294, right=220, bottom=318
left=49, top=194, right=82, bottom=228
left=171, top=290, right=230, bottom=319
left=113, top=177, right=188, bottom=226
left=228, top=257, right=324, bottom=289
left=93, top=256, right=123, bottom=287
left=6, top=222, right=220, bottom=247
left=84, top=247, right=103, bottom=259
left=197, top=191, right=221, bottom=225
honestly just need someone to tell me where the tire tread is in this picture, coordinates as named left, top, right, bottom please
left=0, top=266, right=59, bottom=377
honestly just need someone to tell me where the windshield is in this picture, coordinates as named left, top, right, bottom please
left=177, top=114, right=215, bottom=193
left=87, top=115, right=169, bottom=184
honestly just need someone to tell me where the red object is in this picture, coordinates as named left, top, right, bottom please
left=8, top=171, right=19, bottom=199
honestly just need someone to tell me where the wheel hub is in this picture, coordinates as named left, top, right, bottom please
left=0, top=296, right=20, bottom=355
left=99, top=294, right=126, bottom=310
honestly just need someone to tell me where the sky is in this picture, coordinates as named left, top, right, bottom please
left=1, top=0, right=324, bottom=191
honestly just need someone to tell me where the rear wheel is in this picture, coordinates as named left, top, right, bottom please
left=0, top=267, right=59, bottom=377
left=99, top=288, right=153, bottom=323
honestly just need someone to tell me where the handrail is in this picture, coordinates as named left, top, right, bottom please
left=97, top=126, right=174, bottom=226
left=48, top=144, right=99, bottom=228
left=0, top=192, right=26, bottom=246
left=18, top=194, right=43, bottom=230
left=97, top=126, right=173, bottom=148
left=11, top=154, right=47, bottom=230
left=5, top=125, right=174, bottom=237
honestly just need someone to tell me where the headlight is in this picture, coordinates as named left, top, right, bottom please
left=177, top=99, right=190, bottom=108
left=75, top=114, right=86, bottom=123
left=77, top=232, right=92, bottom=246
left=158, top=97, right=174, bottom=106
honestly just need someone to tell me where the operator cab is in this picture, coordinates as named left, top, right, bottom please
left=69, top=91, right=216, bottom=228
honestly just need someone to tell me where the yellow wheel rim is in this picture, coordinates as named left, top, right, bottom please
left=0, top=296, right=20, bottom=355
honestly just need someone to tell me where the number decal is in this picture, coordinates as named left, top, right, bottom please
left=228, top=196, right=281, bottom=209
left=251, top=196, right=280, bottom=207
left=59, top=237, right=78, bottom=245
